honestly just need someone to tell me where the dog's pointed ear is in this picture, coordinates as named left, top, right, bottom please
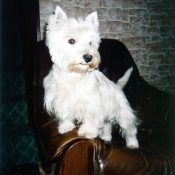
left=85, top=12, right=99, bottom=28
left=48, top=6, right=67, bottom=26
left=54, top=6, right=67, bottom=21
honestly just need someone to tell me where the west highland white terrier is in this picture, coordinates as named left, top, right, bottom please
left=43, top=6, right=139, bottom=148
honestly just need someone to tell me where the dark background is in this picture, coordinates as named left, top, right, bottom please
left=0, top=0, right=40, bottom=172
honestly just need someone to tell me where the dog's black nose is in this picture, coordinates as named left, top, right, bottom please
left=83, top=54, right=93, bottom=63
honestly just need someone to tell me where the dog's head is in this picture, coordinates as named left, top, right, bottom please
left=46, top=6, right=101, bottom=74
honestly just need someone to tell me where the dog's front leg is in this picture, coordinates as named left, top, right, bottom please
left=78, top=120, right=99, bottom=139
left=58, top=119, right=76, bottom=134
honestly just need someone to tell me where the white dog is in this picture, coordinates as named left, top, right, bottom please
left=43, top=6, right=139, bottom=148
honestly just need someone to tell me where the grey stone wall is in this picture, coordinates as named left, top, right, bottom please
left=39, top=0, right=175, bottom=95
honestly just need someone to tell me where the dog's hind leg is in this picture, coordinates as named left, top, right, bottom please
left=117, top=111, right=139, bottom=148
left=116, top=94, right=139, bottom=148
left=120, top=123, right=139, bottom=148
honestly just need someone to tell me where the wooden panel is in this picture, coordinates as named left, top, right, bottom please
left=57, top=141, right=95, bottom=175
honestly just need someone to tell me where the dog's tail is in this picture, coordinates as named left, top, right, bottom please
left=116, top=67, right=133, bottom=89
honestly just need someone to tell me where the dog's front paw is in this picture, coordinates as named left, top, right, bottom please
left=126, top=137, right=139, bottom=148
left=58, top=121, right=75, bottom=134
left=78, top=126, right=98, bottom=139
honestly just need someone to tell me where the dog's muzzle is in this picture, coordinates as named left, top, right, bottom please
left=83, top=54, right=93, bottom=63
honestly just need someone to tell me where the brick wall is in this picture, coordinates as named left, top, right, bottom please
left=39, top=0, right=175, bottom=95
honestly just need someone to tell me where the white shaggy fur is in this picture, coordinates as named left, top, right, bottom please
left=44, top=6, right=139, bottom=148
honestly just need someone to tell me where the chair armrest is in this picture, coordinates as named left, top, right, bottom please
left=55, top=140, right=95, bottom=175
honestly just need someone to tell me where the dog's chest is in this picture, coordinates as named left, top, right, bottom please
left=55, top=71, right=118, bottom=117
left=60, top=74, right=100, bottom=104
left=45, top=70, right=120, bottom=120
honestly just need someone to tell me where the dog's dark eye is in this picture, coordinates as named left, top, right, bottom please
left=68, top=39, right=75, bottom=44
left=89, top=41, right=92, bottom=45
